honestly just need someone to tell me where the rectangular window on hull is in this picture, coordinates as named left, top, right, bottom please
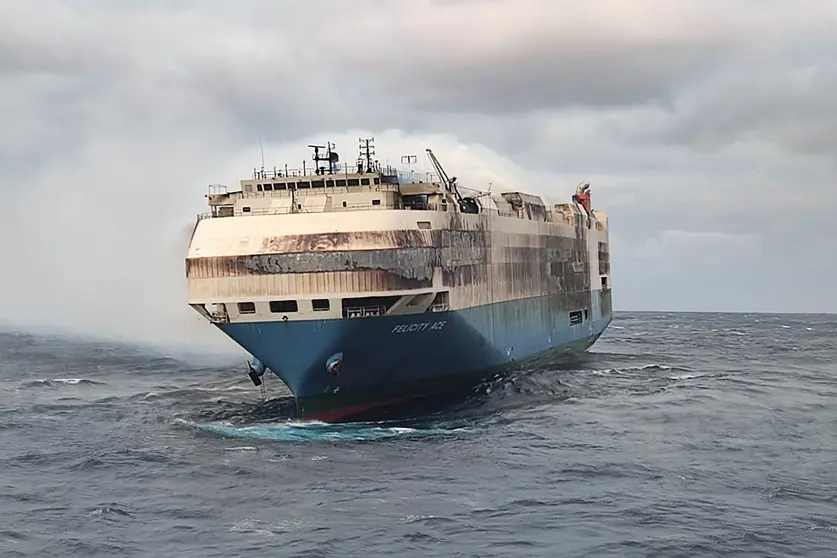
left=569, top=310, right=583, bottom=325
left=312, top=299, right=330, bottom=311
left=238, top=302, right=256, bottom=314
left=269, top=300, right=298, bottom=313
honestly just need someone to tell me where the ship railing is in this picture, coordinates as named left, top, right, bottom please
left=343, top=305, right=388, bottom=319
left=207, top=184, right=229, bottom=196
left=197, top=205, right=517, bottom=220
left=251, top=163, right=433, bottom=183
left=208, top=310, right=230, bottom=323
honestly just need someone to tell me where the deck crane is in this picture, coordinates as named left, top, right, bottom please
left=425, top=149, right=480, bottom=214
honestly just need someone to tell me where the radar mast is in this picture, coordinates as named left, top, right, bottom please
left=308, top=142, right=339, bottom=175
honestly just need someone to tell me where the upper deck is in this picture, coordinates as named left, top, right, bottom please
left=197, top=139, right=609, bottom=231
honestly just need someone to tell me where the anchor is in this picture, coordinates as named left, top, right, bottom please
left=246, top=357, right=267, bottom=386
left=246, top=357, right=269, bottom=401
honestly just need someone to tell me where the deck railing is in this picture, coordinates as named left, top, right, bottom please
left=343, top=305, right=388, bottom=319
left=251, top=163, right=435, bottom=185
left=196, top=203, right=518, bottom=221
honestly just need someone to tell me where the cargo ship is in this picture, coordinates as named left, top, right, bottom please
left=185, top=138, right=612, bottom=421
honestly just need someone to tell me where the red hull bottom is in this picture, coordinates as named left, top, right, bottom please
left=299, top=394, right=431, bottom=423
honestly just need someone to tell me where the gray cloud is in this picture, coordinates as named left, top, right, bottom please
left=0, top=0, right=835, bottom=354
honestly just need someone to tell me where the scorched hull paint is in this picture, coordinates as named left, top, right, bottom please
left=217, top=290, right=612, bottom=422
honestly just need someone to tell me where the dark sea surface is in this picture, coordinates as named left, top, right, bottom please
left=1, top=311, right=836, bottom=557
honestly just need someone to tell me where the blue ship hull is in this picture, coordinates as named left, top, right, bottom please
left=218, top=291, right=612, bottom=421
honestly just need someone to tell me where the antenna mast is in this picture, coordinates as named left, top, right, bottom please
left=358, top=137, right=375, bottom=172
left=400, top=154, right=417, bottom=172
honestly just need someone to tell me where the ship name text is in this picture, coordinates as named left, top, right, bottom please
left=390, top=321, right=447, bottom=335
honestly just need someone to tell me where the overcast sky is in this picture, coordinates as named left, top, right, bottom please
left=1, top=0, right=835, bottom=352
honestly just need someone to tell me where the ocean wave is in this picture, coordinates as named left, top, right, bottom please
left=19, top=378, right=107, bottom=388
left=178, top=417, right=471, bottom=443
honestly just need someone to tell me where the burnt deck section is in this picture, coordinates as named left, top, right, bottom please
left=186, top=209, right=599, bottom=313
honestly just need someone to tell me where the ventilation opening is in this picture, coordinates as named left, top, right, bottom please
left=312, top=299, right=330, bottom=311
left=569, top=310, right=583, bottom=325
left=342, top=295, right=401, bottom=318
left=269, top=300, right=298, bottom=313
left=238, top=302, right=256, bottom=314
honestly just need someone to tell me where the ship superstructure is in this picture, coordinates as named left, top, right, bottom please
left=186, top=139, right=612, bottom=421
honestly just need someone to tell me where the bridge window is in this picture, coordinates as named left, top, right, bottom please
left=374, top=177, right=380, bottom=185
left=298, top=181, right=310, bottom=188
left=273, top=183, right=286, bottom=190
left=238, top=302, right=256, bottom=314
left=311, top=180, right=325, bottom=188
left=270, top=300, right=298, bottom=313
left=361, top=178, right=370, bottom=185
left=256, top=184, right=263, bottom=192
left=335, top=179, right=346, bottom=187
left=372, top=199, right=381, bottom=206
left=347, top=179, right=359, bottom=186
left=263, top=183, right=273, bottom=191
left=312, top=299, right=330, bottom=311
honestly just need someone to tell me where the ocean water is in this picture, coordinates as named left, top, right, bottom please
left=1, top=312, right=835, bottom=557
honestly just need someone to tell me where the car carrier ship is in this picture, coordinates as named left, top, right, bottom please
left=185, top=138, right=613, bottom=421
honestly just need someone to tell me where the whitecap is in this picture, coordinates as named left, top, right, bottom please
left=197, top=420, right=468, bottom=443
